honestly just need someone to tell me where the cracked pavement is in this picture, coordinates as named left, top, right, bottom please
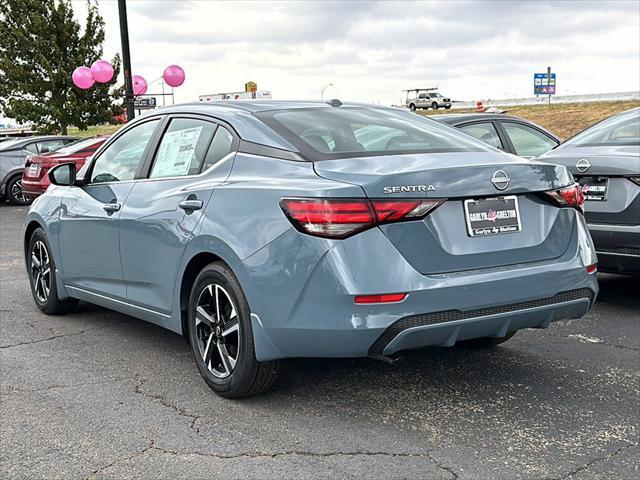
left=1, top=203, right=638, bottom=479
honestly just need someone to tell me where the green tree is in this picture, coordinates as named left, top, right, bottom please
left=0, top=0, right=122, bottom=134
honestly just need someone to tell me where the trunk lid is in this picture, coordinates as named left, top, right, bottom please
left=314, top=152, right=577, bottom=274
left=540, top=145, right=640, bottom=225
left=314, top=151, right=572, bottom=198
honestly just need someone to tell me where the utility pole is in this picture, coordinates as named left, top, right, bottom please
left=118, top=0, right=135, bottom=121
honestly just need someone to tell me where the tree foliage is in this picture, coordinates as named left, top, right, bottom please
left=0, top=0, right=122, bottom=134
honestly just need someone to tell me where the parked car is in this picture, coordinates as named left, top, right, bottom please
left=22, top=136, right=108, bottom=199
left=434, top=113, right=560, bottom=158
left=538, top=107, right=639, bottom=275
left=405, top=89, right=452, bottom=111
left=1, top=135, right=78, bottom=204
left=24, top=101, right=597, bottom=398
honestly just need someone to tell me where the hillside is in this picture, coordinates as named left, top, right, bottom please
left=423, top=100, right=639, bottom=139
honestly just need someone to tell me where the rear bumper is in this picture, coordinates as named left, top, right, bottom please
left=240, top=213, right=598, bottom=361
left=588, top=223, right=640, bottom=274
left=21, top=176, right=48, bottom=197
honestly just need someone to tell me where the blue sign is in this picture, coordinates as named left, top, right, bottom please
left=534, top=73, right=556, bottom=95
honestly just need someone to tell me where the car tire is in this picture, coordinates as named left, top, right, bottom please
left=445, top=106, right=451, bottom=110
left=409, top=103, right=416, bottom=111
left=6, top=174, right=32, bottom=206
left=27, top=228, right=78, bottom=315
left=431, top=102, right=439, bottom=110
left=188, top=262, right=280, bottom=398
left=457, top=331, right=517, bottom=348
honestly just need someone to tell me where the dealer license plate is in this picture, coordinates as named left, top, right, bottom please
left=464, top=196, right=522, bottom=237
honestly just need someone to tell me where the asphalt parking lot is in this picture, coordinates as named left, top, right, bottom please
left=1, top=203, right=638, bottom=480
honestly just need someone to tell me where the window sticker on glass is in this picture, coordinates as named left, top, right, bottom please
left=152, top=126, right=203, bottom=178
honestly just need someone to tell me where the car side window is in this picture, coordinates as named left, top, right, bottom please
left=36, top=139, right=66, bottom=153
left=149, top=118, right=216, bottom=178
left=459, top=122, right=503, bottom=149
left=201, top=126, right=235, bottom=171
left=91, top=119, right=159, bottom=183
left=24, top=143, right=38, bottom=154
left=502, top=122, right=557, bottom=157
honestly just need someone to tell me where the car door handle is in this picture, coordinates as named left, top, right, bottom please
left=179, top=199, right=203, bottom=211
left=103, top=202, right=121, bottom=212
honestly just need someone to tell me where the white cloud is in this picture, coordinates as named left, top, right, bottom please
left=72, top=0, right=640, bottom=105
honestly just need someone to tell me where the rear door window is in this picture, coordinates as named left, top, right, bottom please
left=458, top=122, right=503, bottom=150
left=502, top=122, right=557, bottom=157
left=201, top=126, right=235, bottom=171
left=149, top=118, right=216, bottom=178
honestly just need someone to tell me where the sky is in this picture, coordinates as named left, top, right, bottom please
left=72, top=0, right=640, bottom=106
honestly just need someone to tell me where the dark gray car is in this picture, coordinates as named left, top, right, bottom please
left=434, top=113, right=560, bottom=159
left=538, top=107, right=640, bottom=275
left=0, top=135, right=77, bottom=204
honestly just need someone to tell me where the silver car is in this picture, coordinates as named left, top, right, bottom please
left=0, top=135, right=77, bottom=204
left=538, top=107, right=640, bottom=275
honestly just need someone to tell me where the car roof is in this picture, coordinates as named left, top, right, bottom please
left=153, top=100, right=384, bottom=116
left=0, top=135, right=77, bottom=150
left=432, top=113, right=529, bottom=124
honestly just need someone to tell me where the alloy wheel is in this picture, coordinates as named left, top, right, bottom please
left=194, top=283, right=240, bottom=378
left=31, top=240, right=51, bottom=303
left=11, top=179, right=29, bottom=204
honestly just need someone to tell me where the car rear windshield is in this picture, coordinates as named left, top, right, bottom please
left=563, top=110, right=640, bottom=147
left=257, top=107, right=491, bottom=160
left=54, top=137, right=104, bottom=155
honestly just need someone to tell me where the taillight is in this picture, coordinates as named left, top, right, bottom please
left=280, top=198, right=443, bottom=239
left=629, top=177, right=640, bottom=187
left=542, top=184, right=584, bottom=213
left=586, top=263, right=597, bottom=274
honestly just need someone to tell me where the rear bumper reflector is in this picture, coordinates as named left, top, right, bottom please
left=355, top=293, right=407, bottom=304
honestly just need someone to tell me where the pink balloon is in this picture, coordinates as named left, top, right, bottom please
left=132, top=75, right=148, bottom=96
left=72, top=66, right=94, bottom=89
left=90, top=60, right=114, bottom=83
left=163, top=65, right=185, bottom=88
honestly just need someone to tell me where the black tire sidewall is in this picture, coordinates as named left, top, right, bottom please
left=27, top=228, right=58, bottom=312
left=432, top=102, right=438, bottom=110
left=188, top=263, right=258, bottom=397
left=7, top=174, right=31, bottom=205
left=409, top=103, right=416, bottom=111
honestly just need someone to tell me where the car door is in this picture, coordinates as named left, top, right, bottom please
left=457, top=121, right=508, bottom=152
left=58, top=118, right=161, bottom=300
left=119, top=116, right=238, bottom=315
left=417, top=93, right=428, bottom=108
left=499, top=121, right=559, bottom=159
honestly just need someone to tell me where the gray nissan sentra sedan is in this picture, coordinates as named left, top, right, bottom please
left=538, top=107, right=640, bottom=275
left=23, top=101, right=598, bottom=398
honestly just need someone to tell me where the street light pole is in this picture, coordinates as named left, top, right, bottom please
left=320, top=83, right=334, bottom=101
left=118, top=0, right=135, bottom=121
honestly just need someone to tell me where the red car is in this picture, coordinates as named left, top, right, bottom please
left=22, top=136, right=108, bottom=198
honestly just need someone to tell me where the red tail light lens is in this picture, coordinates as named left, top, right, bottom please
left=586, top=263, right=597, bottom=274
left=542, top=184, right=584, bottom=213
left=281, top=198, right=443, bottom=238
left=281, top=199, right=375, bottom=238
left=355, top=293, right=407, bottom=304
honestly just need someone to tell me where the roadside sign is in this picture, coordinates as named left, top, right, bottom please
left=534, top=73, right=556, bottom=95
left=134, top=97, right=157, bottom=109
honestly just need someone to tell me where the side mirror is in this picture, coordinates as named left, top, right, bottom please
left=48, top=162, right=77, bottom=186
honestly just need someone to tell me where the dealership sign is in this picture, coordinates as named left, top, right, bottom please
left=134, top=97, right=157, bottom=109
left=534, top=73, right=556, bottom=95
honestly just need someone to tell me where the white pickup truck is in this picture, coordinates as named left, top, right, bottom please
left=404, top=89, right=452, bottom=111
